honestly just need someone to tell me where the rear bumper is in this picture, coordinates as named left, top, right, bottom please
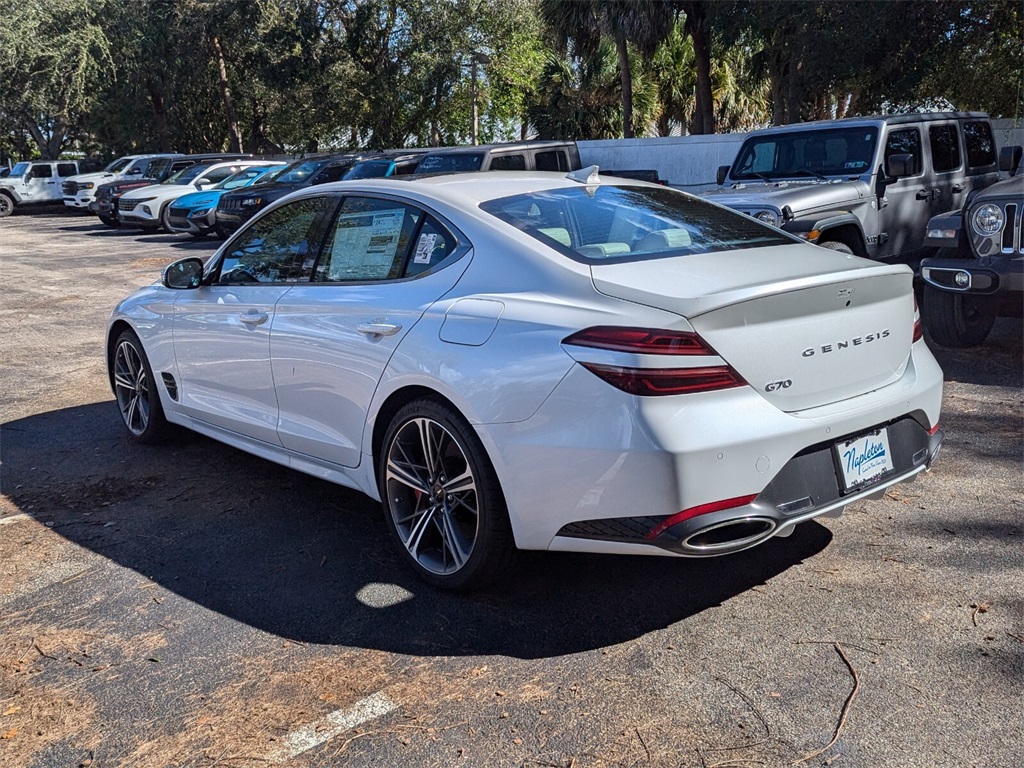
left=479, top=342, right=944, bottom=553
left=921, top=256, right=1024, bottom=297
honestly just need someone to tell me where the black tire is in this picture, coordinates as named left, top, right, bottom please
left=379, top=398, right=515, bottom=591
left=0, top=193, right=13, bottom=217
left=819, top=240, right=854, bottom=254
left=159, top=203, right=174, bottom=233
left=98, top=213, right=120, bottom=228
left=111, top=329, right=173, bottom=444
left=922, top=284, right=996, bottom=348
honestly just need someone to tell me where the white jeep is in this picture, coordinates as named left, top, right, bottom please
left=0, top=159, right=104, bottom=216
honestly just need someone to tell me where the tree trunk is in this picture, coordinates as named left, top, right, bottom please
left=145, top=78, right=171, bottom=152
left=684, top=3, right=714, bottom=135
left=21, top=115, right=53, bottom=159
left=613, top=30, right=634, bottom=139
left=211, top=34, right=243, bottom=153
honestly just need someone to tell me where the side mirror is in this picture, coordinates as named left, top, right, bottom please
left=194, top=181, right=205, bottom=190
left=885, top=154, right=916, bottom=178
left=162, top=257, right=205, bottom=290
left=717, top=165, right=730, bottom=186
left=998, top=145, right=1022, bottom=175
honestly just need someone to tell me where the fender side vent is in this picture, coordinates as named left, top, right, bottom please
left=161, top=373, right=179, bottom=401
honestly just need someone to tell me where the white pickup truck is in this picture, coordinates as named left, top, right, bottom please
left=61, top=154, right=169, bottom=211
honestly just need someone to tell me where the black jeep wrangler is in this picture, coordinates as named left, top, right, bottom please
left=920, top=145, right=1023, bottom=347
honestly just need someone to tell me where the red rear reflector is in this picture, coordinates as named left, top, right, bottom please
left=581, top=362, right=746, bottom=396
left=913, top=317, right=923, bottom=343
left=646, top=494, right=758, bottom=539
left=564, top=326, right=717, bottom=355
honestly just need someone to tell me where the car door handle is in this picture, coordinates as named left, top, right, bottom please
left=915, top=189, right=932, bottom=200
left=239, top=309, right=269, bottom=326
left=951, top=183, right=965, bottom=193
left=357, top=322, right=402, bottom=337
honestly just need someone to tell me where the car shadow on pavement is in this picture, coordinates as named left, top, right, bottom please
left=2, top=402, right=832, bottom=661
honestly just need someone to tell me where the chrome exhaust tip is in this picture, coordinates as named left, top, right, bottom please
left=681, top=516, right=777, bottom=554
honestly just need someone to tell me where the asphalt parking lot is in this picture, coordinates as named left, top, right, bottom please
left=1, top=209, right=1021, bottom=768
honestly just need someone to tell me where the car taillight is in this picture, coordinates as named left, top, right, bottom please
left=913, top=295, right=923, bottom=343
left=564, top=326, right=747, bottom=396
left=646, top=494, right=758, bottom=539
left=563, top=326, right=717, bottom=355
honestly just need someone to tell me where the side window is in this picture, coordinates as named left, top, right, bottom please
left=201, top=167, right=237, bottom=185
left=31, top=164, right=53, bottom=178
left=489, top=153, right=527, bottom=171
left=535, top=150, right=569, bottom=172
left=314, top=197, right=422, bottom=282
left=57, top=163, right=78, bottom=177
left=884, top=129, right=922, bottom=175
left=929, top=125, right=961, bottom=173
left=404, top=216, right=457, bottom=277
left=964, top=121, right=996, bottom=168
left=218, top=197, right=333, bottom=284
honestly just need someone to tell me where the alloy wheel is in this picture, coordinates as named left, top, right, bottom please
left=385, top=417, right=479, bottom=575
left=113, top=339, right=151, bottom=435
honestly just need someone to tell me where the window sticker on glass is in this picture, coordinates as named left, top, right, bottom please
left=414, top=232, right=438, bottom=264
left=329, top=209, right=405, bottom=280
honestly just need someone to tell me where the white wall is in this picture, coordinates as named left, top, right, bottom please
left=578, top=134, right=747, bottom=192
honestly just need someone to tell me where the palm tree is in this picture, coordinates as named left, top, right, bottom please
left=540, top=0, right=673, bottom=138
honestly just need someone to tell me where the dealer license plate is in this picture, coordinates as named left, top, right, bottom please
left=835, top=428, right=894, bottom=491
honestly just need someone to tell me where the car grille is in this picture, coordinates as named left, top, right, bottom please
left=1000, top=202, right=1021, bottom=254
left=169, top=207, right=190, bottom=218
left=217, top=196, right=244, bottom=213
left=62, top=181, right=80, bottom=195
left=95, top=187, right=112, bottom=202
left=117, top=198, right=141, bottom=212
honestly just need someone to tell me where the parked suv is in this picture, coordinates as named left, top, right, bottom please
left=0, top=159, right=104, bottom=216
left=62, top=154, right=171, bottom=211
left=91, top=153, right=249, bottom=226
left=117, top=160, right=266, bottom=231
left=414, top=140, right=581, bottom=175
left=214, top=153, right=374, bottom=236
left=704, top=112, right=1002, bottom=260
left=919, top=146, right=1023, bottom=347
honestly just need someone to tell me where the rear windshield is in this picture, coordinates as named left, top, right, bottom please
left=479, top=184, right=796, bottom=263
left=731, top=126, right=879, bottom=180
left=416, top=153, right=484, bottom=173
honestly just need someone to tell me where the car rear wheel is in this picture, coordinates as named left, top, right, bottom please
left=0, top=193, right=13, bottom=217
left=922, top=284, right=996, bottom=348
left=380, top=399, right=515, bottom=591
left=112, top=330, right=172, bottom=443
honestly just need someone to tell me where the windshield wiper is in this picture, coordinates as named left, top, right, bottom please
left=790, top=169, right=829, bottom=181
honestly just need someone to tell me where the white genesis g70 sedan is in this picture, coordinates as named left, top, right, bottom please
left=106, top=168, right=945, bottom=590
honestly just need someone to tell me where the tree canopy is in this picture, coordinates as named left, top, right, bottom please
left=0, top=0, right=1018, bottom=160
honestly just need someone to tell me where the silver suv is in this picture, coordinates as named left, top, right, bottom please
left=704, top=112, right=1002, bottom=261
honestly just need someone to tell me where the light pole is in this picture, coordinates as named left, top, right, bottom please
left=469, top=51, right=491, bottom=146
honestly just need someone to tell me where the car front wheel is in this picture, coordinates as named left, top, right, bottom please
left=380, top=399, right=515, bottom=591
left=112, top=329, right=172, bottom=443
left=0, top=193, right=13, bottom=217
left=922, top=284, right=996, bottom=348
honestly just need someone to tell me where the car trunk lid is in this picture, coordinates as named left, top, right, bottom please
left=590, top=244, right=915, bottom=412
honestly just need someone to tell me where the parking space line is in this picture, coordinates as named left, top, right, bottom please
left=268, top=691, right=398, bottom=763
